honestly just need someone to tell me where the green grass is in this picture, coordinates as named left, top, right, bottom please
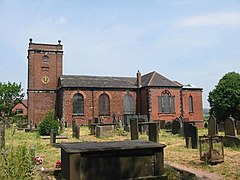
left=3, top=126, right=240, bottom=180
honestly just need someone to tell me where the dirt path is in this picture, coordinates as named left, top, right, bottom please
left=165, top=161, right=224, bottom=180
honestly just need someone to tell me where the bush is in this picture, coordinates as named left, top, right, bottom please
left=0, top=144, right=34, bottom=180
left=38, top=110, right=59, bottom=136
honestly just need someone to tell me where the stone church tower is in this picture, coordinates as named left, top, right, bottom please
left=27, top=39, right=63, bottom=125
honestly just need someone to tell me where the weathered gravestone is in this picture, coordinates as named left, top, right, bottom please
left=50, top=129, right=56, bottom=147
left=75, top=125, right=80, bottom=139
left=224, top=117, right=236, bottom=136
left=0, top=121, right=6, bottom=150
left=236, top=121, right=240, bottom=135
left=130, top=118, right=138, bottom=140
left=159, top=120, right=165, bottom=129
left=95, top=125, right=102, bottom=138
left=185, top=123, right=198, bottom=149
left=218, top=122, right=224, bottom=132
left=72, top=119, right=76, bottom=138
left=165, top=121, right=172, bottom=131
left=208, top=115, right=217, bottom=136
left=149, top=122, right=159, bottom=143
left=172, top=119, right=181, bottom=135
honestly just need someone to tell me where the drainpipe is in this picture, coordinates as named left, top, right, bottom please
left=180, top=88, right=184, bottom=118
left=136, top=70, right=142, bottom=115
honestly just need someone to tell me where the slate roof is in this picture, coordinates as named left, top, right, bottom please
left=60, top=75, right=137, bottom=89
left=59, top=71, right=181, bottom=89
left=141, top=71, right=180, bottom=87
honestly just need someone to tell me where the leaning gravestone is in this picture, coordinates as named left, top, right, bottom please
left=224, top=117, right=236, bottom=136
left=236, top=121, right=240, bottom=135
left=172, top=119, right=181, bottom=135
left=208, top=115, right=217, bottom=136
left=185, top=123, right=198, bottom=149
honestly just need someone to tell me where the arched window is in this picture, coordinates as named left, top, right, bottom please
left=158, top=90, right=175, bottom=113
left=189, top=95, right=194, bottom=112
left=73, top=93, right=84, bottom=115
left=124, top=93, right=134, bottom=114
left=42, top=55, right=49, bottom=63
left=99, top=93, right=110, bottom=115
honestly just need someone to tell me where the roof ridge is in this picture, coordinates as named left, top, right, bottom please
left=148, top=71, right=156, bottom=86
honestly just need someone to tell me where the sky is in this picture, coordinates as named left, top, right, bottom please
left=0, top=0, right=239, bottom=108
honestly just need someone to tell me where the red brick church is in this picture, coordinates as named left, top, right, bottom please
left=27, top=39, right=203, bottom=127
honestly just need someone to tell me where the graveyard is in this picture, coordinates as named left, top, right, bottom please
left=1, top=119, right=240, bottom=180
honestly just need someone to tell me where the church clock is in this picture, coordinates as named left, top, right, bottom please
left=41, top=76, right=49, bottom=84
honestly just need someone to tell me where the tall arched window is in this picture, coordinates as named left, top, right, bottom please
left=73, top=93, right=84, bottom=115
left=158, top=90, right=175, bottom=113
left=189, top=95, right=194, bottom=112
left=99, top=93, right=110, bottom=115
left=124, top=93, right=134, bottom=114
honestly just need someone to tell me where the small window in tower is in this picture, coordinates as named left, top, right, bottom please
left=42, top=55, right=49, bottom=63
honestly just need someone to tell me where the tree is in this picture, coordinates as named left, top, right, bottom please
left=208, top=72, right=240, bottom=122
left=0, top=82, right=24, bottom=119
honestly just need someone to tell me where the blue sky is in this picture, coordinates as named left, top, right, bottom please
left=0, top=0, right=240, bottom=108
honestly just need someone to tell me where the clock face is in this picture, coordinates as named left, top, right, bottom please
left=41, top=76, right=50, bottom=84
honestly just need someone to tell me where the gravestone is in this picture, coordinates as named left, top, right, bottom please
left=236, top=121, right=240, bottom=135
left=149, top=122, right=159, bottom=143
left=218, top=122, right=224, bottom=132
left=208, top=115, right=217, bottom=136
left=64, top=121, right=68, bottom=128
left=18, top=119, right=22, bottom=129
left=72, top=119, right=76, bottom=137
left=0, top=120, right=6, bottom=150
left=130, top=118, right=138, bottom=140
left=172, top=119, right=181, bottom=135
left=165, top=121, right=172, bottom=130
left=185, top=123, right=198, bottom=149
left=50, top=129, right=56, bottom=146
left=159, top=120, right=165, bottom=129
left=75, top=125, right=80, bottom=139
left=30, top=120, right=33, bottom=131
left=95, top=125, right=102, bottom=138
left=224, top=117, right=236, bottom=136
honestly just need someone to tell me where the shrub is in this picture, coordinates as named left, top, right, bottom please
left=0, top=144, right=34, bottom=180
left=38, top=110, right=59, bottom=136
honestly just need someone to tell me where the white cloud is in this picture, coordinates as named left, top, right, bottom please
left=181, top=12, right=240, bottom=27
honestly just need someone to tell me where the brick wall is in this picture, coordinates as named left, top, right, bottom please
left=182, top=89, right=203, bottom=127
left=27, top=41, right=63, bottom=125
left=28, top=91, right=56, bottom=124
left=60, top=89, right=136, bottom=124
left=149, top=87, right=182, bottom=121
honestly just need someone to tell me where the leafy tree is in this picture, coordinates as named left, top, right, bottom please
left=208, top=72, right=240, bottom=122
left=38, top=110, right=59, bottom=136
left=0, top=82, right=24, bottom=119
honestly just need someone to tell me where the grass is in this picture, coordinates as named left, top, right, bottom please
left=4, top=126, right=240, bottom=180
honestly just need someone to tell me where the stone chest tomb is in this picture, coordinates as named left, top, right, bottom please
left=60, top=140, right=166, bottom=180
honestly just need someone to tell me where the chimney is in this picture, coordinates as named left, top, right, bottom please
left=137, top=70, right=142, bottom=88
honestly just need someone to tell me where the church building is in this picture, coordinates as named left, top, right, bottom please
left=27, top=39, right=203, bottom=127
